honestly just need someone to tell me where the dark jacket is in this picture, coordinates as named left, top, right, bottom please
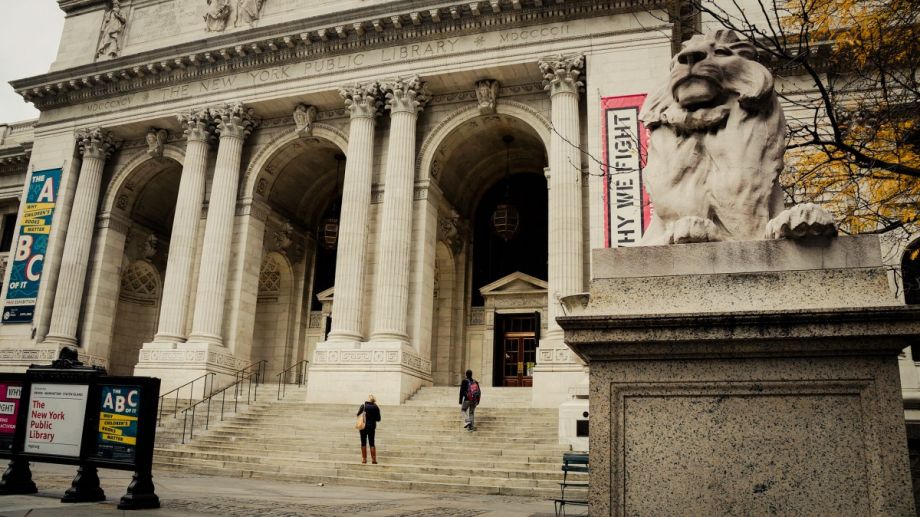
left=357, top=402, right=381, bottom=431
left=459, top=378, right=477, bottom=405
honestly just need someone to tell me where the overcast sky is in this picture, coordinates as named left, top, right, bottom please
left=0, top=2, right=65, bottom=123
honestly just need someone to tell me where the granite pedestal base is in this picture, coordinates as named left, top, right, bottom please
left=305, top=340, right=432, bottom=405
left=559, top=236, right=919, bottom=516
left=133, top=341, right=244, bottom=396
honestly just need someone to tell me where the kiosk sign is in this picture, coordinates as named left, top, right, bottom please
left=24, top=383, right=89, bottom=457
left=95, top=385, right=139, bottom=463
left=0, top=382, right=21, bottom=452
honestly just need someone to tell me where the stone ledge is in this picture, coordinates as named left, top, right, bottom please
left=592, top=235, right=881, bottom=278
left=560, top=305, right=920, bottom=361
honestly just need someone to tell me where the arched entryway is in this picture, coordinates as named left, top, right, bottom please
left=426, top=109, right=549, bottom=387
left=245, top=133, right=346, bottom=380
left=88, top=149, right=182, bottom=375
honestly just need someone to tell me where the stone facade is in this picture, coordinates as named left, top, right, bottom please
left=1, top=1, right=919, bottom=442
left=1, top=1, right=675, bottom=409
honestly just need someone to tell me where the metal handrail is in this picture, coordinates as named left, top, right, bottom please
left=179, top=370, right=261, bottom=444
left=275, top=360, right=309, bottom=400
left=157, top=372, right=216, bottom=423
left=234, top=360, right=267, bottom=384
left=233, top=360, right=266, bottom=403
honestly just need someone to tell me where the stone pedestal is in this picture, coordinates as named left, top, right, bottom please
left=558, top=236, right=919, bottom=516
left=133, top=341, right=245, bottom=396
left=305, top=340, right=431, bottom=405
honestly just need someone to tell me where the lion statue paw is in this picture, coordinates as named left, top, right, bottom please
left=765, top=203, right=837, bottom=240
left=667, top=216, right=723, bottom=244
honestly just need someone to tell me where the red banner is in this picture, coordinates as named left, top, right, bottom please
left=600, top=95, right=651, bottom=247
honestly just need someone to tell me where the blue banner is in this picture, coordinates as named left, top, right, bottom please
left=3, top=168, right=61, bottom=323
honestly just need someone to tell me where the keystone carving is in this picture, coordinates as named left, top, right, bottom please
left=293, top=104, right=318, bottom=137
left=210, top=102, right=258, bottom=140
left=475, top=79, right=500, bottom=115
left=96, top=0, right=127, bottom=60
left=339, top=83, right=383, bottom=119
left=382, top=76, right=430, bottom=114
left=145, top=128, right=168, bottom=158
left=76, top=128, right=116, bottom=161
left=539, top=55, right=585, bottom=96
left=438, top=209, right=468, bottom=256
left=143, top=234, right=158, bottom=259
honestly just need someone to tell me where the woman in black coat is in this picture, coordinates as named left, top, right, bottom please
left=357, top=394, right=382, bottom=464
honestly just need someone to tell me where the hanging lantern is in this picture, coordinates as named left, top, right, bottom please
left=491, top=202, right=520, bottom=241
left=491, top=135, right=519, bottom=242
left=320, top=153, right=345, bottom=251
left=320, top=216, right=339, bottom=250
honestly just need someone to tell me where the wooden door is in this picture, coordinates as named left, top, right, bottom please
left=502, top=332, right=537, bottom=387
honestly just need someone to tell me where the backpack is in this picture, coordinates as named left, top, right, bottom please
left=466, top=380, right=481, bottom=405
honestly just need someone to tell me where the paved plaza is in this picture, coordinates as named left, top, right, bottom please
left=0, top=463, right=565, bottom=516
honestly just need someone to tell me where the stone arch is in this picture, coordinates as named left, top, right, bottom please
left=253, top=251, right=296, bottom=378
left=110, top=259, right=161, bottom=376
left=431, top=241, right=462, bottom=386
left=101, top=143, right=185, bottom=216
left=241, top=123, right=349, bottom=202
left=416, top=100, right=551, bottom=184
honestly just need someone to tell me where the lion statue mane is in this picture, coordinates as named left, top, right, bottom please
left=638, top=30, right=836, bottom=245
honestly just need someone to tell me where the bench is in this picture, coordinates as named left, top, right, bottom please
left=554, top=451, right=588, bottom=517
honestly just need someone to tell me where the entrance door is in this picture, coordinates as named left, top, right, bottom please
left=502, top=332, right=537, bottom=387
left=494, top=313, right=539, bottom=387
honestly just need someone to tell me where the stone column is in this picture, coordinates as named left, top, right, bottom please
left=371, top=77, right=429, bottom=343
left=187, top=103, right=256, bottom=345
left=327, top=83, right=381, bottom=342
left=540, top=55, right=585, bottom=339
left=45, top=128, right=116, bottom=346
left=154, top=109, right=214, bottom=342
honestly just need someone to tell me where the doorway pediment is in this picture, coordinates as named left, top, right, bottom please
left=479, top=271, right=547, bottom=297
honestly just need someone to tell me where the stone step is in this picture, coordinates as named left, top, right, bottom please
left=155, top=447, right=567, bottom=468
left=158, top=387, right=572, bottom=499
left=227, top=405, right=553, bottom=415
left=404, top=387, right=534, bottom=408
left=153, top=450, right=584, bottom=482
left=177, top=438, right=569, bottom=455
left=157, top=464, right=572, bottom=499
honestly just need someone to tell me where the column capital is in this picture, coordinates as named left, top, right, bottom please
left=382, top=76, right=430, bottom=115
left=177, top=108, right=216, bottom=142
left=210, top=102, right=258, bottom=140
left=539, top=54, right=585, bottom=97
left=339, top=82, right=383, bottom=119
left=76, top=127, right=116, bottom=161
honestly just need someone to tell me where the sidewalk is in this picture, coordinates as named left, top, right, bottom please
left=0, top=463, right=567, bottom=516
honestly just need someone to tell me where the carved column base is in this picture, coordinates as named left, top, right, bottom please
left=134, top=341, right=246, bottom=396
left=306, top=340, right=431, bottom=405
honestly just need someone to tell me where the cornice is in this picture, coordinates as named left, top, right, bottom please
left=58, top=0, right=108, bottom=16
left=0, top=144, right=32, bottom=175
left=16, top=0, right=665, bottom=111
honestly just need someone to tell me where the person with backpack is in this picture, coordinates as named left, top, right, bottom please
left=459, top=370, right=481, bottom=432
left=355, top=394, right=382, bottom=464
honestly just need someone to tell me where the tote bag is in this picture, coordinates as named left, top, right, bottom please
left=355, top=407, right=366, bottom=430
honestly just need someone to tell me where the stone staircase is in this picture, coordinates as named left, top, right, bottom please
left=153, top=385, right=585, bottom=498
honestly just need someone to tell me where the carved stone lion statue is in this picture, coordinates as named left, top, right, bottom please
left=638, top=30, right=836, bottom=245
